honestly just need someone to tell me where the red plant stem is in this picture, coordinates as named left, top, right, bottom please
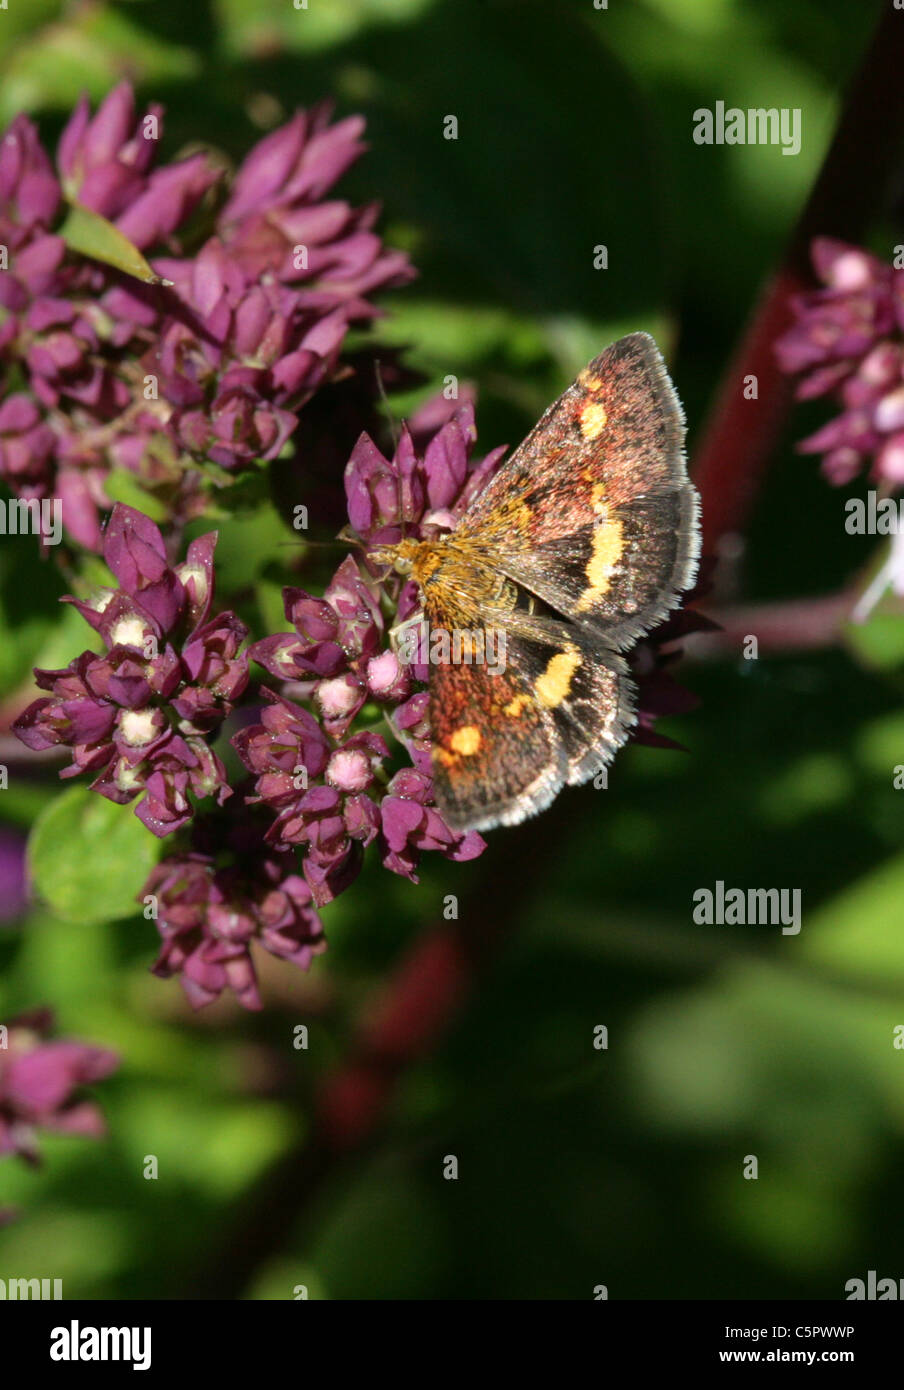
left=689, top=591, right=855, bottom=657
left=693, top=4, right=904, bottom=553
left=315, top=927, right=473, bottom=1150
left=692, top=271, right=801, bottom=553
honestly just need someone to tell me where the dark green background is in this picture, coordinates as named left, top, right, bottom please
left=1, top=0, right=902, bottom=1300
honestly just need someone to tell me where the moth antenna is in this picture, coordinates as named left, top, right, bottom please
left=336, top=525, right=370, bottom=557
left=374, top=358, right=400, bottom=453
left=374, top=358, right=409, bottom=542
left=275, top=535, right=361, bottom=552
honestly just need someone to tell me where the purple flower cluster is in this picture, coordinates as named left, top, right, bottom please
left=145, top=797, right=326, bottom=1011
left=776, top=237, right=904, bottom=485
left=0, top=85, right=413, bottom=547
left=217, top=104, right=410, bottom=302
left=0, top=87, right=216, bottom=547
left=56, top=90, right=214, bottom=247
left=12, top=503, right=248, bottom=835
left=0, top=1010, right=118, bottom=1165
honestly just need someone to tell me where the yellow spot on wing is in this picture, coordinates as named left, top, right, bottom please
left=577, top=368, right=603, bottom=390
left=575, top=513, right=624, bottom=612
left=504, top=694, right=531, bottom=717
left=579, top=401, right=608, bottom=439
left=589, top=481, right=607, bottom=513
left=535, top=648, right=582, bottom=709
left=450, top=725, right=482, bottom=756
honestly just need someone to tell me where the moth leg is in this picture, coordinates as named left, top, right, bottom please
left=389, top=611, right=428, bottom=665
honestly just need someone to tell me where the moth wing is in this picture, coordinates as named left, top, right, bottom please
left=427, top=618, right=566, bottom=832
left=427, top=609, right=634, bottom=832
left=455, top=332, right=699, bottom=649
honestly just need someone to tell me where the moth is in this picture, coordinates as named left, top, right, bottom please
left=372, top=332, right=700, bottom=832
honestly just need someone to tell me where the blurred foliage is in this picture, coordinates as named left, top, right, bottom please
left=28, top=788, right=160, bottom=925
left=2, top=0, right=904, bottom=1300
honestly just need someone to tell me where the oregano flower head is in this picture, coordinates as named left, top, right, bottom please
left=13, top=503, right=247, bottom=835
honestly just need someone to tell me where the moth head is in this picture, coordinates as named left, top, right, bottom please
left=369, top=538, right=420, bottom=576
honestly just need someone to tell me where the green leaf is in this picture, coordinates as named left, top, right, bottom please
left=0, top=531, right=67, bottom=700
left=842, top=598, right=904, bottom=672
left=255, top=571, right=292, bottom=639
left=214, top=0, right=433, bottom=59
left=102, top=469, right=169, bottom=521
left=855, top=711, right=904, bottom=775
left=188, top=501, right=288, bottom=591
left=802, top=853, right=904, bottom=985
left=58, top=203, right=168, bottom=286
left=0, top=3, right=199, bottom=123
left=29, top=787, right=159, bottom=925
left=0, top=0, right=62, bottom=61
